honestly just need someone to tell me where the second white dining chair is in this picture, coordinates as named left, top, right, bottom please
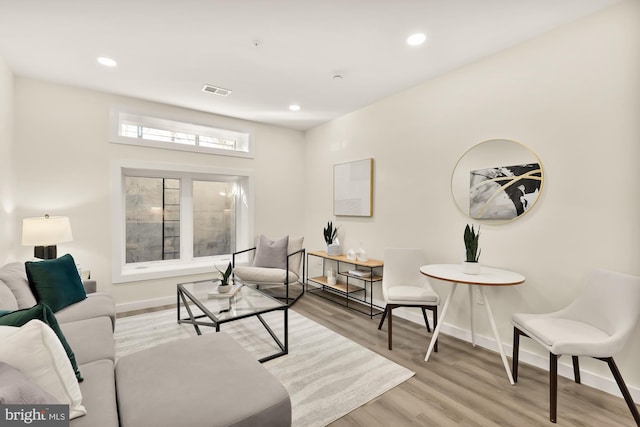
left=378, top=248, right=440, bottom=351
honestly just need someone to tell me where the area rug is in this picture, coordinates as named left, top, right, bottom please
left=114, top=304, right=414, bottom=427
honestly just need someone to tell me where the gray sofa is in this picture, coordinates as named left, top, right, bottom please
left=0, top=262, right=291, bottom=427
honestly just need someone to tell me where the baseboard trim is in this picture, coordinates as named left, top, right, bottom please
left=393, top=307, right=640, bottom=404
left=116, top=295, right=176, bottom=313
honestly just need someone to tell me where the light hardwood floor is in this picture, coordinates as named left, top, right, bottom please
left=292, top=292, right=638, bottom=427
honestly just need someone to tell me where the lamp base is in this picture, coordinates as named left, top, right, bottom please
left=34, top=245, right=57, bottom=260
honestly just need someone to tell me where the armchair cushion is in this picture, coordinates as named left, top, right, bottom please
left=233, top=266, right=299, bottom=285
left=253, top=235, right=289, bottom=269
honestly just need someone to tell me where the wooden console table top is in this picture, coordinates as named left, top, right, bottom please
left=308, top=250, right=383, bottom=268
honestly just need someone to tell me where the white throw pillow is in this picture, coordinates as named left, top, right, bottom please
left=0, top=320, right=86, bottom=419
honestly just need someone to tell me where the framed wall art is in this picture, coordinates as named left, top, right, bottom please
left=333, top=158, right=373, bottom=217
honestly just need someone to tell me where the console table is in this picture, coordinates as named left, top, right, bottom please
left=420, top=264, right=525, bottom=384
left=306, top=251, right=384, bottom=318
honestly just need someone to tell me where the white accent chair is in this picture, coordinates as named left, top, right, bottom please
left=512, top=269, right=640, bottom=424
left=232, top=236, right=305, bottom=306
left=377, top=248, right=440, bottom=351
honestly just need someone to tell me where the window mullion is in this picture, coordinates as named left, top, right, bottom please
left=181, top=177, right=194, bottom=262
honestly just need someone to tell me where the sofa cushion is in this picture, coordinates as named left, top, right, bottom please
left=0, top=321, right=86, bottom=419
left=116, top=332, right=291, bottom=427
left=0, top=279, right=19, bottom=311
left=253, top=235, right=289, bottom=269
left=26, top=254, right=87, bottom=312
left=0, top=303, right=83, bottom=381
left=71, top=359, right=118, bottom=427
left=0, top=361, right=60, bottom=404
left=0, top=262, right=37, bottom=309
left=61, top=317, right=115, bottom=365
left=55, top=293, right=116, bottom=329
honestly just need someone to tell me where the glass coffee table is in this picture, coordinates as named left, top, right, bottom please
left=177, top=280, right=288, bottom=362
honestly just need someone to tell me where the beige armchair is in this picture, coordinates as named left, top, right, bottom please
left=232, top=235, right=305, bottom=306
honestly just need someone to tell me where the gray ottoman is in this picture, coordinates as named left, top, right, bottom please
left=115, top=332, right=291, bottom=427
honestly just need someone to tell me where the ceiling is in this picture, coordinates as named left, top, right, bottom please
left=0, top=0, right=622, bottom=131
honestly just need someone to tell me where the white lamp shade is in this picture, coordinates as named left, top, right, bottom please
left=22, top=216, right=73, bottom=246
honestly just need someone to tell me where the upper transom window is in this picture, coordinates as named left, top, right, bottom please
left=110, top=109, right=253, bottom=158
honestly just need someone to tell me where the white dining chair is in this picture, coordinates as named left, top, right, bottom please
left=377, top=248, right=440, bottom=351
left=512, top=269, right=640, bottom=424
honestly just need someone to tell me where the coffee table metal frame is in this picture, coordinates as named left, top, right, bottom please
left=177, top=280, right=288, bottom=363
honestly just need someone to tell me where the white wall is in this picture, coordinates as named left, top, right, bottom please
left=304, top=0, right=640, bottom=397
left=0, top=56, right=14, bottom=265
left=10, top=78, right=306, bottom=307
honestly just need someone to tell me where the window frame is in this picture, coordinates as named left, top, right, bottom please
left=109, top=107, right=254, bottom=158
left=111, top=160, right=254, bottom=283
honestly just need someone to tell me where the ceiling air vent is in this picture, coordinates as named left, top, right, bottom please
left=202, top=84, right=232, bottom=96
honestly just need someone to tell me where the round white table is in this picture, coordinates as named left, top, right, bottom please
left=420, top=263, right=525, bottom=384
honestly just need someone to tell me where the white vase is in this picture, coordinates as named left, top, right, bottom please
left=327, top=243, right=341, bottom=256
left=326, top=268, right=337, bottom=285
left=356, top=246, right=368, bottom=262
left=463, top=261, right=481, bottom=275
left=218, top=282, right=232, bottom=293
left=346, top=249, right=357, bottom=260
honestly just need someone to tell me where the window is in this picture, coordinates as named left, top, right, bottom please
left=112, top=160, right=253, bottom=283
left=110, top=109, right=253, bottom=158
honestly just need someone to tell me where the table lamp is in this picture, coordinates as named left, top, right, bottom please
left=22, top=214, right=73, bottom=259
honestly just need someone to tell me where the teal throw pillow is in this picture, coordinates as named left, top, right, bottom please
left=0, top=303, right=83, bottom=382
left=25, top=254, right=86, bottom=312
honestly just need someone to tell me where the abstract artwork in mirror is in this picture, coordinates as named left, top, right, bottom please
left=469, top=162, right=542, bottom=220
left=452, top=139, right=544, bottom=224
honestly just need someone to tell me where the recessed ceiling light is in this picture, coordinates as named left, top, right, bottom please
left=97, top=56, right=117, bottom=67
left=289, top=105, right=301, bottom=111
left=406, top=33, right=427, bottom=46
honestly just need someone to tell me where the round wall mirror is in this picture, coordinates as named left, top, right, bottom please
left=451, top=139, right=544, bottom=224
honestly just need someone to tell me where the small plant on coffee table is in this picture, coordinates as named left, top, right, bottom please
left=216, top=262, right=233, bottom=292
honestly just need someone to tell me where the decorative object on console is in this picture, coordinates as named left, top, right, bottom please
left=356, top=242, right=368, bottom=262
left=323, top=221, right=341, bottom=256
left=463, top=224, right=481, bottom=275
left=327, top=269, right=337, bottom=286
left=346, top=249, right=357, bottom=261
left=215, top=262, right=233, bottom=293
left=22, top=214, right=73, bottom=260
left=347, top=270, right=371, bottom=278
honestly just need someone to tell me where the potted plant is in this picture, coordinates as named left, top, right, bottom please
left=463, top=224, right=481, bottom=274
left=216, top=262, right=233, bottom=293
left=324, top=221, right=342, bottom=256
